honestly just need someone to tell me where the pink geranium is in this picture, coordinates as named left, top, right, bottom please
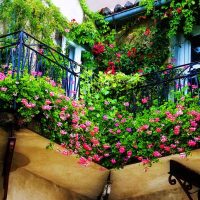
left=188, top=140, right=197, bottom=147
left=153, top=151, right=161, bottom=157
left=0, top=72, right=6, bottom=81
left=110, top=158, right=116, bottom=164
left=173, top=125, right=180, bottom=135
left=119, top=146, right=126, bottom=154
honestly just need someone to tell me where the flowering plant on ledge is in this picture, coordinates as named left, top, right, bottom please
left=0, top=73, right=199, bottom=169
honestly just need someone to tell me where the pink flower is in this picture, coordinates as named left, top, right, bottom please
left=117, top=114, right=122, bottom=119
left=179, top=152, right=186, bottom=159
left=1, top=87, right=7, bottom=91
left=115, top=142, right=121, bottom=148
left=161, top=135, right=167, bottom=143
left=167, top=64, right=173, bottom=69
left=115, top=123, right=119, bottom=127
left=103, top=115, right=108, bottom=120
left=188, top=140, right=196, bottom=147
left=78, top=157, right=89, bottom=166
left=104, top=101, right=110, bottom=105
left=57, top=122, right=62, bottom=127
left=173, top=125, right=180, bottom=135
left=156, top=127, right=162, bottom=133
left=50, top=92, right=54, bottom=96
left=85, top=121, right=91, bottom=127
left=147, top=144, right=153, bottom=148
left=93, top=126, right=99, bottom=133
left=103, top=144, right=110, bottom=149
left=83, top=143, right=92, bottom=151
left=170, top=144, right=176, bottom=149
left=142, top=159, right=150, bottom=165
left=189, top=127, right=196, bottom=132
left=60, top=130, right=67, bottom=135
left=116, top=53, right=121, bottom=58
left=141, top=97, right=148, bottom=104
left=88, top=106, right=94, bottom=111
left=146, top=130, right=152, bottom=135
left=127, top=150, right=132, bottom=157
left=190, top=120, right=197, bottom=127
left=121, top=118, right=126, bottom=123
left=110, top=159, right=116, bottom=164
left=65, top=28, right=70, bottom=33
left=194, top=136, right=200, bottom=141
left=0, top=72, right=6, bottom=81
left=91, top=138, right=99, bottom=146
left=177, top=147, right=184, bottom=152
left=21, top=98, right=28, bottom=104
left=80, top=124, right=87, bottom=129
left=126, top=128, right=132, bottom=132
left=164, top=146, right=170, bottom=152
left=123, top=102, right=130, bottom=107
left=116, top=129, right=121, bottom=134
left=45, top=99, right=51, bottom=105
left=153, top=151, right=161, bottom=157
left=119, top=146, right=126, bottom=154
left=92, top=154, right=101, bottom=162
left=50, top=80, right=56, bottom=87
left=155, top=118, right=160, bottom=122
left=42, top=105, right=52, bottom=110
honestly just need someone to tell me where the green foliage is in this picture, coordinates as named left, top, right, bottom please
left=140, top=0, right=200, bottom=37
left=0, top=0, right=69, bottom=44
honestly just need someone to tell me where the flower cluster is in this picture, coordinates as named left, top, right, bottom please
left=92, top=42, right=105, bottom=55
left=0, top=74, right=199, bottom=169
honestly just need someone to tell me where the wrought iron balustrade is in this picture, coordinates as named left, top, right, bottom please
left=0, top=30, right=81, bottom=99
left=131, top=62, right=200, bottom=113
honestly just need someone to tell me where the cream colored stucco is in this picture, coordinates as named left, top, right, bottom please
left=51, top=0, right=84, bottom=23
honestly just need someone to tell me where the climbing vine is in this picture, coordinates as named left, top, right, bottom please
left=140, top=0, right=200, bottom=37
left=0, top=0, right=69, bottom=45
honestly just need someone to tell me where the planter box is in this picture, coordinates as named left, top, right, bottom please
left=1, top=127, right=199, bottom=200
left=109, top=149, right=200, bottom=200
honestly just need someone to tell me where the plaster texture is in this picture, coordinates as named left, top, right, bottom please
left=8, top=168, right=90, bottom=200
left=51, top=0, right=83, bottom=23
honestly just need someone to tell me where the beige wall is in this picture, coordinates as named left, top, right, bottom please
left=7, top=168, right=90, bottom=200
left=51, top=0, right=84, bottom=23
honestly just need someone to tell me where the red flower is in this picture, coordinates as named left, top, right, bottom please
left=92, top=43, right=105, bottom=55
left=127, top=47, right=137, bottom=57
left=144, top=28, right=151, bottom=36
left=176, top=8, right=182, bottom=14
left=156, top=127, right=162, bottom=133
left=105, top=61, right=116, bottom=75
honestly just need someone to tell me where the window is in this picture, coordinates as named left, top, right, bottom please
left=191, top=35, right=200, bottom=62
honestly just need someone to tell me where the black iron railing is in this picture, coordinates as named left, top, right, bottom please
left=131, top=62, right=200, bottom=113
left=0, top=31, right=81, bottom=98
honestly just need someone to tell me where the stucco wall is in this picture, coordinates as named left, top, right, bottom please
left=51, top=0, right=83, bottom=23
left=109, top=149, right=200, bottom=200
left=7, top=168, right=90, bottom=200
